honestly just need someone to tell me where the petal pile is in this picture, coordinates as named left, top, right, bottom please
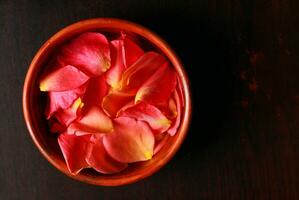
left=40, top=32, right=183, bottom=175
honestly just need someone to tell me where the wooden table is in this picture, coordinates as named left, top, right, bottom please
left=1, top=0, right=299, bottom=199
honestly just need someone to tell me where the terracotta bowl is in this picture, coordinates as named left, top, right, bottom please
left=23, top=18, right=191, bottom=186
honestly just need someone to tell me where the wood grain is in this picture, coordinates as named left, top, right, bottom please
left=1, top=0, right=299, bottom=199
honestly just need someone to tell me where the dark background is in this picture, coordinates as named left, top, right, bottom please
left=1, top=0, right=299, bottom=199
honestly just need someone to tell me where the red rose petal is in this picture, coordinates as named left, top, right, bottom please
left=68, top=106, right=113, bottom=135
left=102, top=90, right=134, bottom=118
left=154, top=132, right=170, bottom=155
left=120, top=52, right=166, bottom=93
left=167, top=89, right=182, bottom=136
left=45, top=84, right=87, bottom=119
left=115, top=101, right=135, bottom=117
left=59, top=32, right=111, bottom=76
left=48, top=118, right=66, bottom=133
left=106, top=37, right=144, bottom=89
left=103, top=52, right=166, bottom=117
left=54, top=98, right=84, bottom=127
left=103, top=117, right=155, bottom=163
left=135, top=62, right=177, bottom=106
left=167, top=97, right=178, bottom=119
left=176, top=75, right=185, bottom=107
left=156, top=95, right=178, bottom=120
left=119, top=102, right=171, bottom=133
left=58, top=133, right=91, bottom=175
left=106, top=40, right=126, bottom=89
left=122, top=36, right=144, bottom=67
left=86, top=135, right=128, bottom=174
left=82, top=75, right=108, bottom=108
left=39, top=65, right=89, bottom=92
left=40, top=56, right=63, bottom=80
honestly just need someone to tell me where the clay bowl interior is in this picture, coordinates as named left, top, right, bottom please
left=23, top=18, right=191, bottom=186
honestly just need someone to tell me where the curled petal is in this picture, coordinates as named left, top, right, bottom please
left=59, top=32, right=111, bottom=76
left=68, top=106, right=113, bottom=135
left=54, top=98, right=84, bottom=126
left=58, top=133, right=91, bottom=175
left=106, top=37, right=144, bottom=89
left=119, top=102, right=171, bottom=133
left=115, top=101, right=135, bottom=117
left=39, top=65, right=89, bottom=92
left=167, top=89, right=182, bottom=136
left=46, top=84, right=87, bottom=119
left=102, top=91, right=134, bottom=118
left=167, top=97, right=178, bottom=119
left=176, top=75, right=185, bottom=107
left=122, top=36, right=144, bottom=67
left=120, top=52, right=166, bottom=93
left=135, top=62, right=177, bottom=106
left=106, top=40, right=126, bottom=89
left=86, top=135, right=128, bottom=174
left=103, top=117, right=155, bottom=163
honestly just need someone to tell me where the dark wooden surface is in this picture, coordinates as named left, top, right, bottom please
left=1, top=0, right=299, bottom=199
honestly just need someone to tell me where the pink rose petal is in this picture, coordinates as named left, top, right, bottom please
left=106, top=36, right=144, bottom=89
left=58, top=133, right=91, bottom=175
left=68, top=106, right=113, bottom=135
left=45, top=84, right=87, bottom=119
left=120, top=52, right=166, bottom=93
left=135, top=62, right=177, bottom=106
left=59, top=32, right=111, bottom=76
left=86, top=135, right=128, bottom=174
left=103, top=117, right=155, bottom=163
left=102, top=90, right=134, bottom=118
left=119, top=102, right=171, bottom=133
left=39, top=65, right=89, bottom=92
left=54, top=98, right=84, bottom=127
left=106, top=39, right=126, bottom=89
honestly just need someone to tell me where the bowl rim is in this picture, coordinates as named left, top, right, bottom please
left=23, top=18, right=192, bottom=186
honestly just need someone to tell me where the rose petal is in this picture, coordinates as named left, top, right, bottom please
left=40, top=56, right=63, bottom=79
left=122, top=36, right=144, bottom=67
left=176, top=75, right=185, bottom=107
left=115, top=101, right=135, bottom=117
left=58, top=133, right=91, bottom=175
left=102, top=90, right=134, bottom=118
left=68, top=106, right=113, bottom=135
left=106, top=37, right=144, bottom=89
left=120, top=52, right=166, bottom=93
left=167, top=97, right=178, bottom=119
left=86, top=135, right=128, bottom=174
left=154, top=132, right=170, bottom=155
left=58, top=32, right=111, bottom=76
left=54, top=98, right=84, bottom=126
left=135, top=62, right=177, bottom=106
left=103, top=117, right=155, bottom=163
left=82, top=75, right=108, bottom=108
left=119, top=102, right=171, bottom=133
left=167, top=89, right=181, bottom=136
left=45, top=84, right=87, bottom=119
left=48, top=118, right=66, bottom=133
left=106, top=40, right=126, bottom=89
left=39, top=65, right=89, bottom=92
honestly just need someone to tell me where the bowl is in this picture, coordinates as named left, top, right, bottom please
left=23, top=18, right=191, bottom=186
